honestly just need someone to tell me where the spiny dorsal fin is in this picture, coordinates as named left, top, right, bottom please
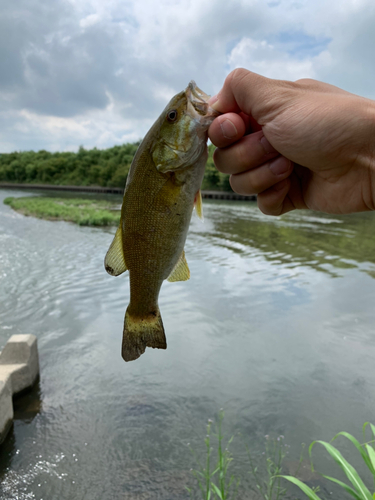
left=104, top=224, right=127, bottom=276
left=167, top=250, right=190, bottom=282
left=194, top=189, right=204, bottom=221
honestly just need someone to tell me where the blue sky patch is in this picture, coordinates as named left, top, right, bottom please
left=275, top=31, right=331, bottom=59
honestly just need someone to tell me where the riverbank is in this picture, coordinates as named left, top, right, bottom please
left=4, top=196, right=121, bottom=226
left=0, top=182, right=256, bottom=201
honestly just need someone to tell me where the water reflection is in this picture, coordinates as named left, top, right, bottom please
left=1, top=189, right=375, bottom=499
left=0, top=381, right=42, bottom=487
left=192, top=201, right=375, bottom=277
left=13, top=381, right=43, bottom=422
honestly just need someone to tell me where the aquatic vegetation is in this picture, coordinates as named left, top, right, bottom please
left=187, top=412, right=288, bottom=499
left=3, top=196, right=121, bottom=226
left=187, top=410, right=239, bottom=500
left=282, top=422, right=375, bottom=500
left=246, top=435, right=288, bottom=500
left=189, top=414, right=375, bottom=500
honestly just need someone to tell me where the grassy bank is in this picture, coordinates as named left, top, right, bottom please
left=4, top=196, right=121, bottom=226
left=0, top=143, right=231, bottom=191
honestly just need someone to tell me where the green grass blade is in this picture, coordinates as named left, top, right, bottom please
left=211, top=483, right=223, bottom=499
left=366, top=445, right=375, bottom=472
left=280, top=476, right=322, bottom=499
left=310, top=441, right=373, bottom=500
left=363, top=423, right=375, bottom=443
left=322, top=475, right=362, bottom=500
left=332, top=432, right=374, bottom=473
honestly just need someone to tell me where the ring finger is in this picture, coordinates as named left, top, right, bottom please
left=229, top=156, right=294, bottom=196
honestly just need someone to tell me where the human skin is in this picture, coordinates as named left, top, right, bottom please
left=208, top=68, right=375, bottom=215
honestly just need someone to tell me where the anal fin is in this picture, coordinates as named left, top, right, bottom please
left=104, top=224, right=127, bottom=276
left=167, top=250, right=190, bottom=282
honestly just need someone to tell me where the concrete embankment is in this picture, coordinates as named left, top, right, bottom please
left=0, top=335, right=40, bottom=444
left=0, top=182, right=256, bottom=201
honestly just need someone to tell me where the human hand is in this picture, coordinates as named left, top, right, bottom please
left=208, top=68, right=375, bottom=215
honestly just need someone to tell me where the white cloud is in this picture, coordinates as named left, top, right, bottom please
left=227, top=37, right=316, bottom=81
left=79, top=13, right=101, bottom=28
left=1, top=0, right=375, bottom=152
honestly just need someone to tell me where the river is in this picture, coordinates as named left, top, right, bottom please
left=1, top=188, right=375, bottom=499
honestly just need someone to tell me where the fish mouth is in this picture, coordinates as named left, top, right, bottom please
left=186, top=80, right=220, bottom=118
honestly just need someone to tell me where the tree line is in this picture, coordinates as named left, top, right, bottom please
left=0, top=143, right=231, bottom=191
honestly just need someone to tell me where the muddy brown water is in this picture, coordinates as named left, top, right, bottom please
left=1, top=188, right=375, bottom=499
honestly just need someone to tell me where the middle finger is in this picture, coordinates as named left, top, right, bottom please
left=213, top=130, right=279, bottom=175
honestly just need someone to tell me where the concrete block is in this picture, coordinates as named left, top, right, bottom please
left=0, top=375, right=14, bottom=444
left=0, top=334, right=39, bottom=388
left=0, top=334, right=40, bottom=445
left=0, top=363, right=31, bottom=395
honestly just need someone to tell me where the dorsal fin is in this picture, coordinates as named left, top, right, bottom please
left=167, top=250, right=190, bottom=282
left=104, top=224, right=127, bottom=276
left=194, top=189, right=204, bottom=221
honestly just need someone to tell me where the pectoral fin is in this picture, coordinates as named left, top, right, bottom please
left=167, top=250, right=190, bottom=282
left=104, top=224, right=127, bottom=276
left=194, top=189, right=204, bottom=221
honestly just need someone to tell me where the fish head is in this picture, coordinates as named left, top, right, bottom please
left=151, top=81, right=220, bottom=173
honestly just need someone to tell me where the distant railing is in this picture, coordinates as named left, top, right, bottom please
left=0, top=183, right=256, bottom=201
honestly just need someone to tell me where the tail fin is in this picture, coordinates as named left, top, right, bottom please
left=122, top=307, right=167, bottom=362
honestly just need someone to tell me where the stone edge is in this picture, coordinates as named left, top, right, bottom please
left=0, top=334, right=40, bottom=445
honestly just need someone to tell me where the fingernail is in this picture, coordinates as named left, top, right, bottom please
left=269, top=157, right=291, bottom=176
left=220, top=119, right=238, bottom=139
left=208, top=94, right=220, bottom=110
left=208, top=94, right=218, bottom=105
left=260, top=135, right=277, bottom=155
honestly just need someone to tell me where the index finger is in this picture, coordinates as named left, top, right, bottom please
left=209, top=68, right=290, bottom=124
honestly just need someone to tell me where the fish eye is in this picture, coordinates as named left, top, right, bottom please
left=167, top=109, right=178, bottom=123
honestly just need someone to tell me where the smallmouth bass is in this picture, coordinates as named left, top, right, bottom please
left=104, top=81, right=219, bottom=362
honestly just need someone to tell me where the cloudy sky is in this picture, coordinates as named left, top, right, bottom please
left=1, top=0, right=375, bottom=153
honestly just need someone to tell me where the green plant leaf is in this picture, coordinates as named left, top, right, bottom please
left=280, top=476, right=322, bottom=499
left=363, top=423, right=375, bottom=443
left=310, top=441, right=373, bottom=500
left=211, top=483, right=223, bottom=499
left=322, top=475, right=362, bottom=500
left=366, top=445, right=375, bottom=472
left=332, top=432, right=375, bottom=474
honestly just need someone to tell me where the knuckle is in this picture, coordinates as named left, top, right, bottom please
left=213, top=149, right=231, bottom=174
left=229, top=174, right=252, bottom=196
left=230, top=68, right=251, bottom=90
left=257, top=193, right=282, bottom=216
left=234, top=140, right=252, bottom=171
left=295, top=78, right=316, bottom=85
left=231, top=67, right=248, bottom=80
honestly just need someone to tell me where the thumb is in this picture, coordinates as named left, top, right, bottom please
left=209, top=68, right=290, bottom=125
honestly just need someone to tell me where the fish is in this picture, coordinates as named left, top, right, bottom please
left=104, top=81, right=219, bottom=362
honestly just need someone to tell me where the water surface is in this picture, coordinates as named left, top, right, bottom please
left=1, top=188, right=375, bottom=499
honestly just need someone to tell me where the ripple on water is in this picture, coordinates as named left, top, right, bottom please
left=2, top=192, right=375, bottom=499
